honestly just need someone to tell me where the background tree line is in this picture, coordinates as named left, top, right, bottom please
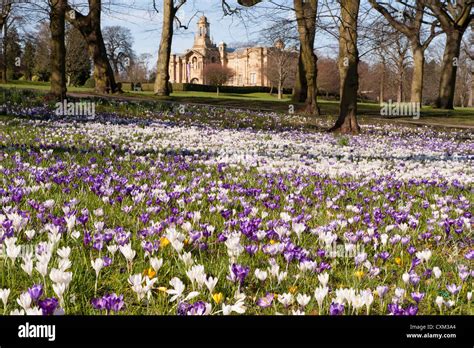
left=0, top=0, right=472, bottom=134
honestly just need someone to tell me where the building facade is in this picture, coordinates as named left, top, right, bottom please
left=169, top=16, right=271, bottom=87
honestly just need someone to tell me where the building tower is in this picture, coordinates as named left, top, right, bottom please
left=194, top=16, right=213, bottom=49
left=218, top=42, right=227, bottom=66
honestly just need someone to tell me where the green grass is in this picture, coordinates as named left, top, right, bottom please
left=1, top=80, right=473, bottom=127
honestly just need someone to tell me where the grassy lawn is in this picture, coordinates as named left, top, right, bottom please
left=1, top=80, right=473, bottom=127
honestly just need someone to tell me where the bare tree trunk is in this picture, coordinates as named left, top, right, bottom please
left=293, top=52, right=307, bottom=102
left=154, top=0, right=175, bottom=96
left=50, top=0, right=67, bottom=99
left=278, top=80, right=282, bottom=99
left=0, top=4, right=10, bottom=84
left=411, top=45, right=424, bottom=104
left=329, top=0, right=360, bottom=134
left=379, top=60, right=385, bottom=104
left=66, top=0, right=119, bottom=94
left=436, top=31, right=462, bottom=109
left=2, top=23, right=6, bottom=83
left=293, top=0, right=319, bottom=116
left=397, top=67, right=403, bottom=103
left=469, top=74, right=473, bottom=107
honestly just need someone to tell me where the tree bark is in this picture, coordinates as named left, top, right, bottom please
left=436, top=31, right=462, bottom=109
left=293, top=0, right=319, bottom=116
left=329, top=0, right=360, bottom=134
left=154, top=0, right=175, bottom=96
left=0, top=4, right=10, bottom=83
left=397, top=62, right=404, bottom=103
left=50, top=0, right=67, bottom=99
left=379, top=60, right=385, bottom=104
left=410, top=45, right=424, bottom=104
left=2, top=23, right=6, bottom=83
left=66, top=0, right=119, bottom=94
left=293, top=52, right=307, bottom=102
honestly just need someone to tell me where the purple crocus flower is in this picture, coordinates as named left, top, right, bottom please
left=379, top=251, right=390, bottom=261
left=38, top=298, right=59, bottom=316
left=405, top=305, right=418, bottom=316
left=91, top=297, right=107, bottom=311
left=411, top=292, right=425, bottom=303
left=446, top=283, right=461, bottom=295
left=229, top=264, right=250, bottom=285
left=329, top=302, right=344, bottom=315
left=257, top=293, right=274, bottom=308
left=28, top=284, right=43, bottom=302
left=104, top=293, right=125, bottom=313
left=92, top=293, right=125, bottom=314
left=245, top=244, right=258, bottom=256
left=102, top=256, right=112, bottom=267
left=177, top=302, right=191, bottom=316
left=465, top=250, right=474, bottom=260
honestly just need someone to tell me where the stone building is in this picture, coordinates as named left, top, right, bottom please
left=169, top=16, right=272, bottom=87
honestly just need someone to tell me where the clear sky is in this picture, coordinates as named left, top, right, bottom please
left=100, top=0, right=269, bottom=59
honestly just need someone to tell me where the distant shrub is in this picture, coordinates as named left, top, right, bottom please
left=84, top=78, right=96, bottom=89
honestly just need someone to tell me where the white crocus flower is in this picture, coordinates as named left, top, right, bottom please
left=416, top=249, right=432, bottom=263
left=49, top=268, right=72, bottom=286
left=17, top=292, right=32, bottom=310
left=186, top=264, right=206, bottom=289
left=380, top=233, right=388, bottom=246
left=92, top=258, right=104, bottom=276
left=402, top=272, right=410, bottom=284
left=292, top=309, right=305, bottom=315
left=292, top=222, right=306, bottom=239
left=119, top=243, right=136, bottom=262
left=277, top=293, right=294, bottom=307
left=296, top=293, right=311, bottom=307
left=179, top=252, right=194, bottom=267
left=317, top=272, right=329, bottom=287
left=361, top=289, right=374, bottom=315
left=35, top=259, right=49, bottom=278
left=150, top=257, right=163, bottom=273
left=0, top=288, right=11, bottom=312
left=314, top=286, right=329, bottom=311
left=26, top=307, right=43, bottom=316
left=254, top=269, right=268, bottom=281
left=57, top=247, right=71, bottom=259
left=107, top=244, right=118, bottom=255
left=21, top=258, right=34, bottom=276
left=10, top=309, right=25, bottom=315
left=222, top=297, right=247, bottom=315
left=65, top=215, right=76, bottom=232
left=6, top=243, right=22, bottom=261
left=58, top=258, right=72, bottom=272
left=53, top=283, right=67, bottom=305
left=277, top=271, right=287, bottom=284
left=433, top=267, right=442, bottom=279
left=166, top=277, right=185, bottom=302
left=205, top=276, right=218, bottom=294
left=25, top=230, right=36, bottom=240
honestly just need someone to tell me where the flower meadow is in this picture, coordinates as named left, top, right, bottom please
left=0, top=111, right=472, bottom=316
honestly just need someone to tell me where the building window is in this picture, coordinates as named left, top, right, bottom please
left=192, top=57, right=197, bottom=70
left=250, top=73, right=256, bottom=85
